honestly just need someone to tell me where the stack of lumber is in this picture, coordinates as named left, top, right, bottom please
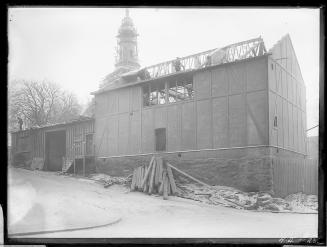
left=130, top=156, right=178, bottom=200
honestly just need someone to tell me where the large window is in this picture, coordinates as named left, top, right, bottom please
left=143, top=79, right=193, bottom=107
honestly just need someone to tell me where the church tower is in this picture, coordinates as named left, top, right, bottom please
left=115, top=9, right=140, bottom=70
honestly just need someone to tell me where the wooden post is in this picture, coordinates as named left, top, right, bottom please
left=163, top=171, right=168, bottom=200
left=167, top=166, right=177, bottom=195
left=83, top=156, right=86, bottom=177
left=149, top=159, right=157, bottom=194
left=82, top=138, right=85, bottom=176
left=73, top=144, right=76, bottom=175
left=167, top=162, right=211, bottom=187
left=141, top=156, right=155, bottom=188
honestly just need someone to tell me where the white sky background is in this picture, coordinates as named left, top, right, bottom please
left=8, top=7, right=320, bottom=136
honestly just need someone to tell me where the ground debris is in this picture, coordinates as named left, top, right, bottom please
left=175, top=182, right=317, bottom=213
left=89, top=173, right=132, bottom=188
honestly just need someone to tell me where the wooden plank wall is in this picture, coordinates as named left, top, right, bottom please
left=66, top=120, right=94, bottom=160
left=11, top=120, right=94, bottom=163
left=272, top=157, right=318, bottom=197
left=95, top=56, right=269, bottom=157
left=268, top=34, right=307, bottom=155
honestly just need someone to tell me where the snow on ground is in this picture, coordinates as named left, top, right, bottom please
left=8, top=167, right=318, bottom=239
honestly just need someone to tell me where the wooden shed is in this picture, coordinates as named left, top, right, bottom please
left=11, top=116, right=95, bottom=174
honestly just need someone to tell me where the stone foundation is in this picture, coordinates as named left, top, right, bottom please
left=96, top=147, right=274, bottom=193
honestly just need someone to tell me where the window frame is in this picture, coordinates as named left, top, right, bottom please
left=142, top=77, right=194, bottom=108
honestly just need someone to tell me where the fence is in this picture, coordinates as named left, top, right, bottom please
left=272, top=157, right=318, bottom=198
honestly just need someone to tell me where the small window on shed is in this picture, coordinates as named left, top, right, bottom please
left=184, top=80, right=194, bottom=100
left=273, top=116, right=278, bottom=127
left=158, top=81, right=166, bottom=105
left=155, top=128, right=166, bottom=152
left=149, top=84, right=158, bottom=106
left=168, top=81, right=177, bottom=103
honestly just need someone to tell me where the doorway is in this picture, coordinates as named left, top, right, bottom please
left=155, top=128, right=166, bottom=152
left=45, top=130, right=66, bottom=171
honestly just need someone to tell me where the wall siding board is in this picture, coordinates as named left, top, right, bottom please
left=212, top=97, right=229, bottom=148
left=282, top=99, right=289, bottom=149
left=181, top=102, right=196, bottom=150
left=196, top=99, right=212, bottom=149
left=118, top=114, right=129, bottom=155
left=228, top=63, right=246, bottom=95
left=246, top=91, right=268, bottom=145
left=107, top=92, right=118, bottom=114
left=154, top=107, right=167, bottom=129
left=118, top=88, right=130, bottom=113
left=194, top=71, right=211, bottom=99
left=142, top=109, right=154, bottom=153
left=167, top=105, right=182, bottom=151
left=246, top=57, right=267, bottom=92
left=276, top=95, right=284, bottom=147
left=131, top=86, right=141, bottom=111
left=229, top=94, right=246, bottom=147
left=268, top=91, right=277, bottom=146
left=268, top=60, right=276, bottom=92
left=288, top=103, right=294, bottom=149
left=293, top=105, right=299, bottom=152
left=272, top=158, right=318, bottom=197
left=130, top=111, right=141, bottom=154
left=212, top=67, right=228, bottom=97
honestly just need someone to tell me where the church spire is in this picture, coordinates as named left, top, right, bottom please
left=115, top=9, right=140, bottom=70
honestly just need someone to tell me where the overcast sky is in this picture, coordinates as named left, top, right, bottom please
left=8, top=7, right=320, bottom=136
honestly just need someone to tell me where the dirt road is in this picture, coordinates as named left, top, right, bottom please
left=7, top=167, right=318, bottom=239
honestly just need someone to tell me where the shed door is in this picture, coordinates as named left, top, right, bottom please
left=155, top=128, right=166, bottom=152
left=45, top=130, right=66, bottom=171
left=85, top=133, right=93, bottom=156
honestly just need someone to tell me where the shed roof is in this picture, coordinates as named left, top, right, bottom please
left=11, top=115, right=94, bottom=134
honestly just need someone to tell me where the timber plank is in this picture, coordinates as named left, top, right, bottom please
left=163, top=171, right=168, bottom=200
left=148, top=159, right=157, bottom=194
left=167, top=166, right=177, bottom=195
left=131, top=169, right=136, bottom=191
left=141, top=156, right=155, bottom=188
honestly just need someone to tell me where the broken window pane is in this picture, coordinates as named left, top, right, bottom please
left=142, top=84, right=150, bottom=106
left=184, top=81, right=194, bottom=100
left=168, top=81, right=177, bottom=103
left=176, top=81, right=185, bottom=101
left=149, top=84, right=158, bottom=105
left=158, top=81, right=166, bottom=105
left=143, top=77, right=194, bottom=107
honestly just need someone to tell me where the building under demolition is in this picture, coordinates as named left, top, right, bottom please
left=11, top=10, right=310, bottom=196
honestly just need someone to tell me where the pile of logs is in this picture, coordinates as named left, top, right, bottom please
left=130, top=156, right=177, bottom=200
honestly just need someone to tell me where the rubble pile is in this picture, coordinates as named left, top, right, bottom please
left=90, top=156, right=318, bottom=214
left=176, top=182, right=318, bottom=213
left=285, top=192, right=318, bottom=212
left=89, top=173, right=132, bottom=188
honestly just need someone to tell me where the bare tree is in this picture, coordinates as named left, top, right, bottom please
left=8, top=80, right=82, bottom=131
left=83, top=97, right=95, bottom=118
